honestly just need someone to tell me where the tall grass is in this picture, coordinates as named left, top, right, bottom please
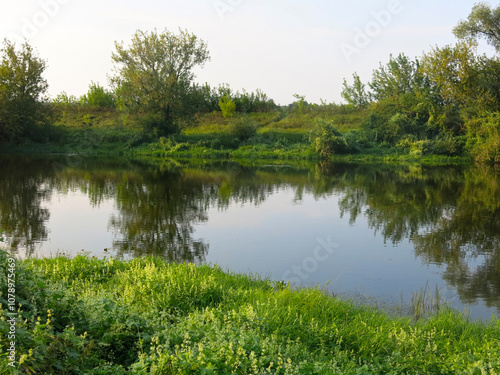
left=410, top=282, right=443, bottom=321
left=1, top=252, right=499, bottom=374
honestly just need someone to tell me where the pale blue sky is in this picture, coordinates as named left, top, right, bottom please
left=0, top=0, right=497, bottom=104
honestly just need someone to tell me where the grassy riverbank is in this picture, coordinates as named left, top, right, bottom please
left=1, top=252, right=499, bottom=374
left=0, top=107, right=472, bottom=166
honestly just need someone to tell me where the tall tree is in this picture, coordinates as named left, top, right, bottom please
left=341, top=73, right=371, bottom=108
left=0, top=40, right=50, bottom=142
left=110, top=28, right=210, bottom=136
left=421, top=40, right=494, bottom=108
left=369, top=54, right=424, bottom=101
left=453, top=2, right=500, bottom=53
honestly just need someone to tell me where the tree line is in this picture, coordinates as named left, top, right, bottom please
left=337, top=2, right=500, bottom=164
left=0, top=27, right=276, bottom=143
left=0, top=2, right=499, bottom=163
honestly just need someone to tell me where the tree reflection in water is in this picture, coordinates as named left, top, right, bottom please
left=329, top=163, right=500, bottom=310
left=0, top=155, right=498, bottom=311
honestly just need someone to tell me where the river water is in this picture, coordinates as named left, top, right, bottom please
left=1, top=154, right=499, bottom=320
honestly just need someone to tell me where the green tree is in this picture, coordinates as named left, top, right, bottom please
left=453, top=2, right=500, bottom=53
left=293, top=94, right=307, bottom=113
left=0, top=40, right=51, bottom=142
left=421, top=41, right=486, bottom=107
left=218, top=94, right=236, bottom=117
left=360, top=54, right=437, bottom=143
left=341, top=73, right=370, bottom=108
left=369, top=54, right=424, bottom=101
left=110, top=28, right=210, bottom=136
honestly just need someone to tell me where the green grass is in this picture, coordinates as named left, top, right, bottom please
left=0, top=106, right=475, bottom=165
left=1, top=251, right=499, bottom=374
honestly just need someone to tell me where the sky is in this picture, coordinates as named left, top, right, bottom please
left=0, top=0, right=497, bottom=105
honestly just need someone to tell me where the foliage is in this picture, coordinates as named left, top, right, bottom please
left=111, top=28, right=210, bottom=137
left=3, top=3, right=500, bottom=164
left=292, top=94, right=307, bottom=113
left=53, top=92, right=78, bottom=106
left=341, top=73, right=370, bottom=108
left=311, top=118, right=354, bottom=156
left=465, top=111, right=500, bottom=164
left=369, top=53, right=426, bottom=101
left=338, top=36, right=499, bottom=162
left=0, top=40, right=52, bottom=142
left=218, top=95, right=236, bottom=118
left=80, top=82, right=116, bottom=109
left=228, top=117, right=257, bottom=141
left=453, top=2, right=500, bottom=53
left=421, top=40, right=493, bottom=108
left=234, top=88, right=276, bottom=113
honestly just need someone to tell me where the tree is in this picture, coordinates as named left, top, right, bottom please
left=361, top=54, right=437, bottom=142
left=0, top=40, right=50, bottom=142
left=110, top=28, right=210, bottom=136
left=341, top=73, right=370, bottom=108
left=421, top=40, right=491, bottom=108
left=453, top=2, right=500, bottom=53
left=218, top=95, right=236, bottom=117
left=369, top=54, right=424, bottom=101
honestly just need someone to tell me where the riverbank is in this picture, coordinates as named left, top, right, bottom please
left=1, top=252, right=499, bottom=374
left=0, top=135, right=469, bottom=166
left=0, top=107, right=475, bottom=166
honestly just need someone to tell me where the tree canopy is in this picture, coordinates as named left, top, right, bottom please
left=0, top=40, right=50, bottom=142
left=453, top=2, right=500, bottom=53
left=110, top=28, right=210, bottom=136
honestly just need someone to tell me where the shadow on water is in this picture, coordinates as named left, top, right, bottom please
left=0, top=154, right=499, bottom=314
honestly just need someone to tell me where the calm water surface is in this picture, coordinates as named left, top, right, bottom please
left=1, top=154, right=499, bottom=320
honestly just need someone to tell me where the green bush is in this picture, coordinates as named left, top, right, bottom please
left=397, top=137, right=433, bottom=157
left=311, top=118, right=353, bottom=156
left=465, top=112, right=500, bottom=164
left=139, top=112, right=180, bottom=138
left=431, top=134, right=465, bottom=156
left=228, top=117, right=258, bottom=141
left=80, top=82, right=116, bottom=109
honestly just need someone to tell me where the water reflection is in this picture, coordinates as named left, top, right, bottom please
left=330, top=163, right=500, bottom=310
left=0, top=155, right=54, bottom=252
left=0, top=155, right=498, bottom=314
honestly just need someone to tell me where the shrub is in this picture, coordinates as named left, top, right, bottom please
left=80, top=82, right=116, bottom=109
left=311, top=118, right=353, bottom=156
left=138, top=112, right=180, bottom=138
left=465, top=112, right=500, bottom=164
left=431, top=134, right=465, bottom=156
left=53, top=92, right=78, bottom=106
left=229, top=117, right=257, bottom=141
left=397, top=137, right=433, bottom=157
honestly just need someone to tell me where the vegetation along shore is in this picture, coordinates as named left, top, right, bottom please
left=0, top=3, right=499, bottom=164
left=1, top=252, right=499, bottom=374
